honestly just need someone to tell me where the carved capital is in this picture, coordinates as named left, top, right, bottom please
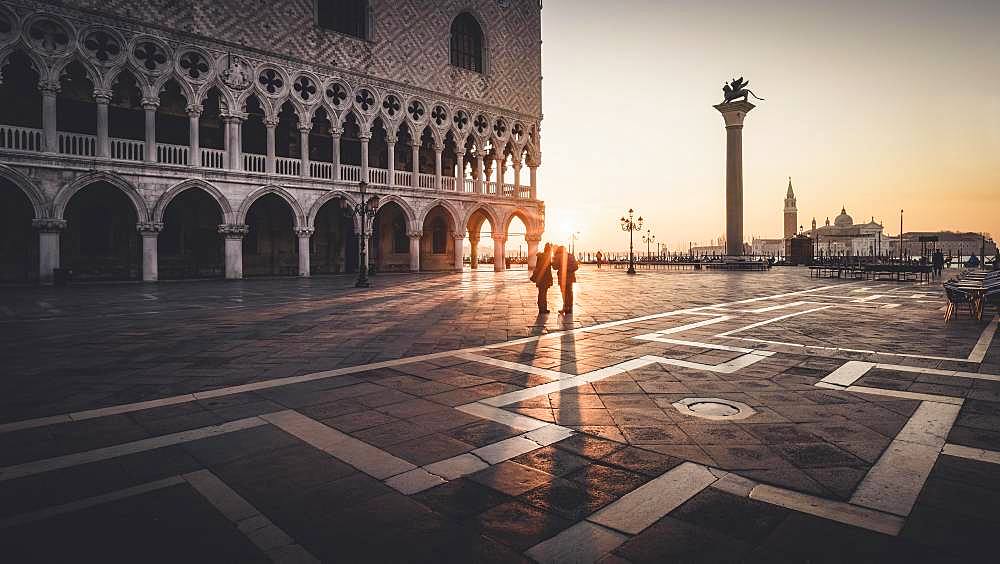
left=222, top=113, right=245, bottom=123
left=491, top=233, right=508, bottom=243
left=185, top=103, right=203, bottom=118
left=524, top=233, right=542, bottom=243
left=38, top=81, right=60, bottom=95
left=218, top=223, right=249, bottom=238
left=297, top=122, right=312, bottom=133
left=434, top=142, right=444, bottom=153
left=452, top=232, right=468, bottom=240
left=93, top=89, right=113, bottom=104
left=330, top=127, right=344, bottom=137
left=454, top=150, right=466, bottom=158
left=141, top=98, right=160, bottom=111
left=358, top=134, right=371, bottom=143
left=32, top=218, right=67, bottom=232
left=136, top=222, right=164, bottom=235
left=386, top=133, right=398, bottom=145
left=294, top=227, right=315, bottom=238
left=407, top=230, right=423, bottom=239
left=264, top=118, right=279, bottom=128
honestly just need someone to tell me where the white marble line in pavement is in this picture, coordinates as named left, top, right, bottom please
left=0, top=282, right=856, bottom=436
left=454, top=352, right=569, bottom=381
left=633, top=335, right=756, bottom=354
left=0, top=476, right=185, bottom=529
left=850, top=401, right=962, bottom=517
left=0, top=416, right=267, bottom=483
left=818, top=361, right=875, bottom=388
left=749, top=483, right=904, bottom=536
left=183, top=469, right=320, bottom=563
left=969, top=314, right=999, bottom=363
left=714, top=305, right=836, bottom=337
left=941, top=443, right=1000, bottom=465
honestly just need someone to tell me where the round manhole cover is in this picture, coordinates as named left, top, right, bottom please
left=672, top=397, right=757, bottom=421
left=688, top=401, right=739, bottom=417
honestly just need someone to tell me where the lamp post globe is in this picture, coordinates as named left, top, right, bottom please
left=620, top=209, right=643, bottom=275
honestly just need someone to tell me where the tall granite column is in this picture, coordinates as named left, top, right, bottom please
left=713, top=101, right=754, bottom=256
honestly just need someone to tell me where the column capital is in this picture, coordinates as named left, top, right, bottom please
left=141, top=98, right=160, bottom=111
left=713, top=101, right=754, bottom=128
left=433, top=141, right=444, bottom=153
left=38, top=80, right=60, bottom=95
left=185, top=103, right=203, bottom=117
left=93, top=89, right=113, bottom=103
left=524, top=233, right=543, bottom=243
left=264, top=118, right=279, bottom=128
left=32, top=218, right=66, bottom=232
left=455, top=149, right=466, bottom=158
left=222, top=113, right=246, bottom=123
left=452, top=231, right=467, bottom=240
left=330, top=127, right=344, bottom=137
left=218, top=223, right=249, bottom=238
left=491, top=233, right=507, bottom=243
left=294, top=227, right=315, bottom=238
left=358, top=134, right=371, bottom=142
left=297, top=122, right=313, bottom=133
left=386, top=133, right=398, bottom=144
left=407, top=230, right=423, bottom=239
left=136, top=222, right=164, bottom=235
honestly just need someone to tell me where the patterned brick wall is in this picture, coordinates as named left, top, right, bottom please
left=46, top=0, right=542, bottom=117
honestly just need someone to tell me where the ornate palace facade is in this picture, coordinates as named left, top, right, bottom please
left=0, top=0, right=545, bottom=282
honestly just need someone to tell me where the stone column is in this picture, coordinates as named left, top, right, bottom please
left=298, top=122, right=311, bottom=178
left=497, top=154, right=506, bottom=194
left=359, top=134, right=370, bottom=183
left=264, top=118, right=277, bottom=174
left=39, top=81, right=59, bottom=153
left=137, top=222, right=163, bottom=282
left=187, top=104, right=202, bottom=167
left=94, top=89, right=112, bottom=158
left=510, top=156, right=521, bottom=198
left=526, top=233, right=541, bottom=270
left=223, top=115, right=244, bottom=171
left=142, top=98, right=159, bottom=162
left=492, top=233, right=507, bottom=272
left=295, top=227, right=314, bottom=277
left=455, top=150, right=465, bottom=191
left=218, top=224, right=248, bottom=279
left=410, top=143, right=420, bottom=188
left=452, top=232, right=465, bottom=271
left=331, top=127, right=342, bottom=181
left=528, top=163, right=538, bottom=200
left=32, top=219, right=65, bottom=284
left=713, top=101, right=755, bottom=256
left=408, top=231, right=422, bottom=272
left=469, top=236, right=479, bottom=269
left=474, top=152, right=485, bottom=193
left=434, top=142, right=443, bottom=190
left=386, top=134, right=396, bottom=187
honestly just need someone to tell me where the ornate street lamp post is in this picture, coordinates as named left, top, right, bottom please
left=620, top=209, right=643, bottom=275
left=642, top=230, right=656, bottom=260
left=343, top=181, right=379, bottom=288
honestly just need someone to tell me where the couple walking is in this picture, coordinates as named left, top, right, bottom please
left=530, top=243, right=578, bottom=314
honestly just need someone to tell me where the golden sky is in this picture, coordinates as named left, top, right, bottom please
left=536, top=0, right=1000, bottom=252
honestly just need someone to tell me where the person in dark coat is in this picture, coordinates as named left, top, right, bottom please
left=932, top=249, right=944, bottom=278
left=530, top=243, right=553, bottom=313
left=553, top=245, right=579, bottom=314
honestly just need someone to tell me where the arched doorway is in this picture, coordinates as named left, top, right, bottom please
left=419, top=206, right=458, bottom=271
left=243, top=194, right=297, bottom=276
left=159, top=189, right=224, bottom=279
left=373, top=201, right=410, bottom=272
left=466, top=208, right=494, bottom=270
left=61, top=182, right=140, bottom=280
left=0, top=180, right=37, bottom=282
left=0, top=51, right=42, bottom=150
left=505, top=214, right=528, bottom=270
left=311, top=197, right=352, bottom=274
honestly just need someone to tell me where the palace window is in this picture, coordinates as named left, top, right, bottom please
left=316, top=0, right=368, bottom=40
left=450, top=13, right=483, bottom=73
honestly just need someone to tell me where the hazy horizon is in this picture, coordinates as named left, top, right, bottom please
left=535, top=0, right=1000, bottom=252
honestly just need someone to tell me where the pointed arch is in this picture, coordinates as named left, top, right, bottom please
left=464, top=203, right=500, bottom=234
left=0, top=46, right=48, bottom=84
left=417, top=199, right=462, bottom=233
left=153, top=179, right=233, bottom=224
left=501, top=207, right=539, bottom=236
left=374, top=194, right=418, bottom=228
left=50, top=54, right=102, bottom=87
left=0, top=164, right=46, bottom=219
left=152, top=72, right=195, bottom=105
left=53, top=171, right=147, bottom=221
left=237, top=185, right=305, bottom=228
left=307, top=189, right=359, bottom=230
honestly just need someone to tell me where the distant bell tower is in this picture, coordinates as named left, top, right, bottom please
left=783, top=177, right=797, bottom=240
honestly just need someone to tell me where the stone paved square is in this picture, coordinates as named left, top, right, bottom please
left=1, top=268, right=999, bottom=562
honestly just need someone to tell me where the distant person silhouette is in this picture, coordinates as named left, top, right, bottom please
left=596, top=251, right=604, bottom=269
left=932, top=249, right=944, bottom=278
left=553, top=245, right=578, bottom=314
left=967, top=254, right=980, bottom=268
